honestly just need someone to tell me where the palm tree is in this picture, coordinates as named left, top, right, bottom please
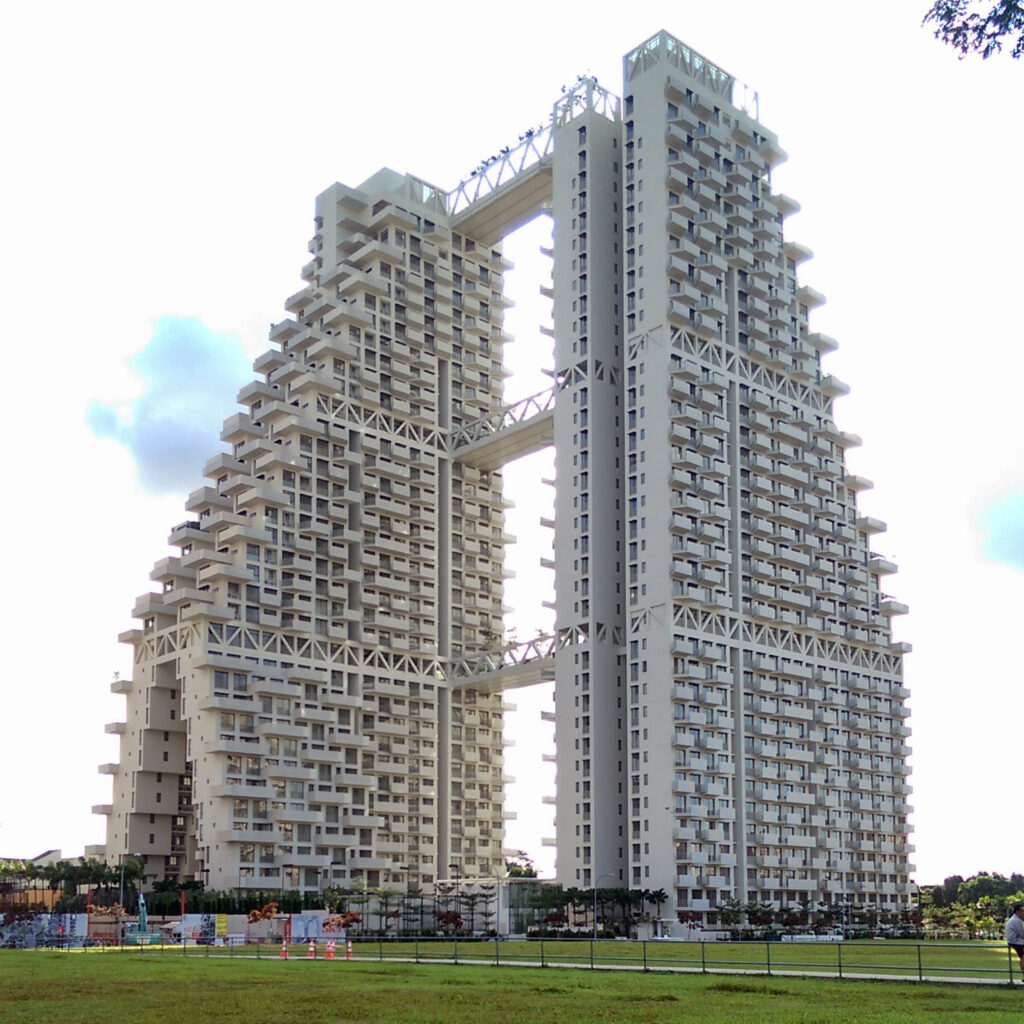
left=646, top=887, right=669, bottom=922
left=797, top=897, right=814, bottom=932
left=815, top=899, right=831, bottom=932
left=717, top=898, right=744, bottom=929
left=322, top=883, right=350, bottom=915
left=564, top=887, right=588, bottom=931
left=0, top=859, right=30, bottom=912
left=119, top=857, right=145, bottom=913
left=610, top=888, right=634, bottom=931
left=60, top=862, right=90, bottom=912
left=744, top=900, right=775, bottom=931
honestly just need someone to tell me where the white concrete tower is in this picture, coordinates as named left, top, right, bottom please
left=96, top=31, right=913, bottom=927
left=615, top=32, right=912, bottom=920
left=550, top=81, right=627, bottom=890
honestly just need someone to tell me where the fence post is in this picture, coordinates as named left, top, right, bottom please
left=1010, top=947, right=1017, bottom=985
left=378, top=936, right=383, bottom=962
left=453, top=935, right=458, bottom=965
left=643, top=940, right=647, bottom=972
left=540, top=937, right=545, bottom=967
left=414, top=936, right=419, bottom=963
left=701, top=940, right=707, bottom=974
left=917, top=943, right=923, bottom=982
left=590, top=938, right=594, bottom=970
left=494, top=933, right=500, bottom=966
left=766, top=940, right=771, bottom=976
left=837, top=942, right=842, bottom=980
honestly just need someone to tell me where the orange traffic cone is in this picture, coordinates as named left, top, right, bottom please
left=325, top=940, right=335, bottom=960
left=306, top=940, right=316, bottom=959
left=280, top=941, right=289, bottom=959
left=345, top=939, right=352, bottom=960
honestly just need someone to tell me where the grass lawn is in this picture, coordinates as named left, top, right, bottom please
left=1, top=952, right=1022, bottom=1024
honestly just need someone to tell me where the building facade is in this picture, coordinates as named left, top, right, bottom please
left=96, top=31, right=913, bottom=919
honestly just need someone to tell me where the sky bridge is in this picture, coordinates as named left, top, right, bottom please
left=449, top=386, right=557, bottom=471
left=436, top=76, right=621, bottom=244
left=447, top=633, right=556, bottom=693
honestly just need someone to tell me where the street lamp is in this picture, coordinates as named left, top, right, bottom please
left=327, top=860, right=345, bottom=909
left=493, top=865, right=506, bottom=938
left=118, top=852, right=142, bottom=946
left=400, top=866, right=413, bottom=936
left=593, top=872, right=616, bottom=940
left=448, top=863, right=461, bottom=934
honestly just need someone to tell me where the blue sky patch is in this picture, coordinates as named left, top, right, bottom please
left=88, top=315, right=252, bottom=493
left=979, top=490, right=1024, bottom=570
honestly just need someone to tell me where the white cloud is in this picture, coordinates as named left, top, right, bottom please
left=87, top=316, right=252, bottom=493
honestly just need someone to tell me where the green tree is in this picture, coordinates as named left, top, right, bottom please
left=347, top=879, right=371, bottom=925
left=401, top=886, right=422, bottom=935
left=505, top=851, right=537, bottom=878
left=932, top=874, right=963, bottom=908
left=563, top=887, right=589, bottom=930
left=478, top=884, right=497, bottom=934
left=645, top=887, right=669, bottom=921
left=716, top=898, right=743, bottom=928
left=459, top=889, right=485, bottom=934
left=749, top=901, right=776, bottom=929
left=924, top=0, right=1024, bottom=58
left=958, top=872, right=1020, bottom=904
left=374, top=887, right=400, bottom=934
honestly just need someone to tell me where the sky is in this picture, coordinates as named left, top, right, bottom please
left=1, top=0, right=1022, bottom=886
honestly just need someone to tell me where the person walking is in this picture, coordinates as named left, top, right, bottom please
left=1005, top=901, right=1024, bottom=981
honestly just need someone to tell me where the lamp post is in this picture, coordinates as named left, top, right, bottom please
left=400, top=865, right=412, bottom=936
left=593, top=872, right=615, bottom=940
left=493, top=865, right=506, bottom=938
left=326, top=860, right=345, bottom=911
left=280, top=864, right=293, bottom=908
left=118, top=852, right=142, bottom=946
left=448, top=863, right=461, bottom=934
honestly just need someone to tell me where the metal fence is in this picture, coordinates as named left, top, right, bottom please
left=42, top=937, right=1024, bottom=986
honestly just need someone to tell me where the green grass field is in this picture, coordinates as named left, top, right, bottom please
left=1, top=949, right=1022, bottom=1024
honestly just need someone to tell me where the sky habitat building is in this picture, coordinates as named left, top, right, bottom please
left=94, top=29, right=914, bottom=925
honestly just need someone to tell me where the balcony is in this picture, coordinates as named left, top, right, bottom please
left=796, top=285, right=826, bottom=309
left=879, top=600, right=909, bottom=616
